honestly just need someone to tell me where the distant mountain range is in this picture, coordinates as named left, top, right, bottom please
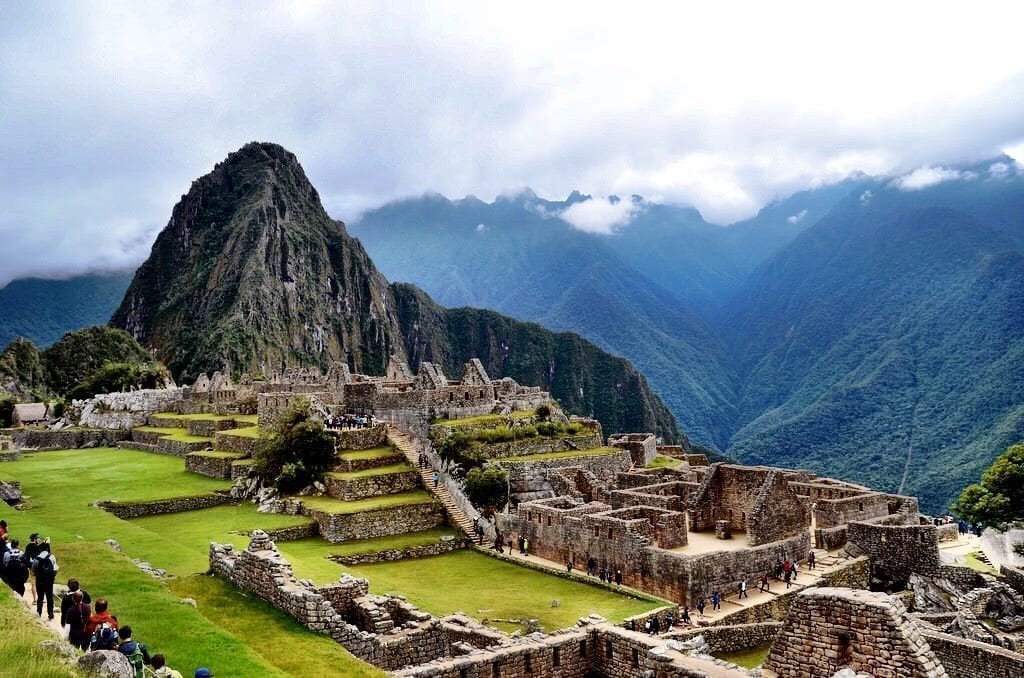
left=4, top=150, right=1022, bottom=511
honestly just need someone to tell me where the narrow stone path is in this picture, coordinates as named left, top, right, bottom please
left=13, top=584, right=66, bottom=637
left=387, top=426, right=477, bottom=538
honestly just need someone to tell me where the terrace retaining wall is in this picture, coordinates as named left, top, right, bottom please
left=9, top=428, right=131, bottom=450
left=99, top=492, right=235, bottom=519
left=324, top=469, right=420, bottom=501
left=307, top=501, right=443, bottom=542
left=329, top=538, right=467, bottom=565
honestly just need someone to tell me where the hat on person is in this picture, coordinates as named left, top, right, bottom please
left=195, top=669, right=212, bottom=678
left=29, top=533, right=39, bottom=541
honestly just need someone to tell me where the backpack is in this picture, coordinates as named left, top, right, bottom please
left=91, top=622, right=118, bottom=650
left=34, top=554, right=54, bottom=578
left=6, top=554, right=28, bottom=583
left=123, top=642, right=146, bottom=678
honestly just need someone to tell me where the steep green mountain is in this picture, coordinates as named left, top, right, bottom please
left=350, top=193, right=736, bottom=446
left=110, top=142, right=680, bottom=442
left=724, top=167, right=1024, bottom=511
left=0, top=271, right=133, bottom=348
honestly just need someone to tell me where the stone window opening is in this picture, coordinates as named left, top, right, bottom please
left=524, top=652, right=532, bottom=673
left=579, top=639, right=587, bottom=657
left=605, top=639, right=613, bottom=659
left=595, top=527, right=600, bottom=537
left=859, top=502, right=863, bottom=511
left=608, top=528, right=614, bottom=539
left=460, top=669, right=469, bottom=678
left=547, top=516, right=552, bottom=526
left=836, top=631, right=853, bottom=667
left=631, top=648, right=639, bottom=668
left=553, top=647, right=560, bottom=667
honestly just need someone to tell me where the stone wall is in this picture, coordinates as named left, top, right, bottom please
left=99, top=492, right=235, bottom=518
left=764, top=587, right=947, bottom=677
left=334, top=424, right=387, bottom=450
left=690, top=465, right=809, bottom=546
left=307, top=501, right=443, bottom=543
left=337, top=449, right=406, bottom=473
left=329, top=538, right=467, bottom=565
left=186, top=452, right=244, bottom=480
left=186, top=418, right=244, bottom=437
left=936, top=523, right=960, bottom=543
left=213, top=431, right=259, bottom=454
left=846, top=521, right=941, bottom=584
left=467, top=432, right=605, bottom=460
left=607, top=433, right=658, bottom=466
left=73, top=388, right=187, bottom=429
left=813, top=492, right=891, bottom=528
left=156, top=436, right=211, bottom=456
left=10, top=427, right=131, bottom=450
left=500, top=450, right=633, bottom=499
left=324, top=469, right=420, bottom=501
left=746, top=470, right=809, bottom=546
left=921, top=629, right=1024, bottom=678
left=1000, top=565, right=1024, bottom=596
left=261, top=523, right=321, bottom=542
left=666, top=622, right=782, bottom=655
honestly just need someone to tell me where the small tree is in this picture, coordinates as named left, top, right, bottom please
left=952, top=443, right=1024, bottom=528
left=535, top=404, right=551, bottom=421
left=464, top=466, right=508, bottom=509
left=253, top=398, right=336, bottom=493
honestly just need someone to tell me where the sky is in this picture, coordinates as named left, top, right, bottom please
left=2, top=1, right=1024, bottom=285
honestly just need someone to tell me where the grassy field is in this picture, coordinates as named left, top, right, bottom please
left=0, top=447, right=665, bottom=669
left=325, top=462, right=414, bottom=479
left=338, top=446, right=400, bottom=461
left=219, top=425, right=262, bottom=439
left=647, top=455, right=683, bottom=469
left=299, top=490, right=436, bottom=514
left=0, top=588, right=83, bottom=677
left=500, top=446, right=621, bottom=462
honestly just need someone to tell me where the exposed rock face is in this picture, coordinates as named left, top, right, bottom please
left=110, top=142, right=681, bottom=441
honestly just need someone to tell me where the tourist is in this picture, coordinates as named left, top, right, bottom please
left=523, top=537, right=529, bottom=556
left=696, top=596, right=705, bottom=617
left=60, top=578, right=92, bottom=628
left=66, top=590, right=91, bottom=650
left=517, top=535, right=525, bottom=554
left=711, top=591, right=721, bottom=611
left=117, top=625, right=152, bottom=676
left=759, top=572, right=769, bottom=592
left=651, top=615, right=660, bottom=634
left=3, top=538, right=27, bottom=595
left=681, top=606, right=691, bottom=624
left=782, top=559, right=792, bottom=577
left=615, top=568, right=623, bottom=586
left=664, top=610, right=674, bottom=629
left=587, top=556, right=596, bottom=577
left=739, top=579, right=748, bottom=599
left=784, top=568, right=793, bottom=589
left=432, top=470, right=439, bottom=487
left=151, top=655, right=184, bottom=678
left=566, top=560, right=573, bottom=573
left=808, top=549, right=816, bottom=569
left=598, top=566, right=607, bottom=583
left=24, top=533, right=43, bottom=602
left=774, top=560, right=783, bottom=580
left=0, top=519, right=7, bottom=541
left=86, top=597, right=119, bottom=638
left=33, top=541, right=59, bottom=619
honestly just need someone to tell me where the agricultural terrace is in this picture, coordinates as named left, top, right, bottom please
left=0, top=444, right=664, bottom=673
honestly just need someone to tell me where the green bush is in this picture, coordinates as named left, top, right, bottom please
left=0, top=396, right=15, bottom=427
left=253, top=398, right=336, bottom=493
left=464, top=466, right=508, bottom=508
left=66, top=361, right=171, bottom=401
left=535, top=404, right=551, bottom=421
left=953, top=443, right=1024, bottom=528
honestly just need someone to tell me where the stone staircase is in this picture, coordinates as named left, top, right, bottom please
left=387, top=426, right=477, bottom=539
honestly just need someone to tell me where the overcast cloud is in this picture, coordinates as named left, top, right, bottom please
left=2, top=1, right=1024, bottom=285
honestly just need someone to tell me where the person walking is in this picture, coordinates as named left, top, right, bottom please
left=711, top=591, right=721, bottom=611
left=808, top=549, right=816, bottom=569
left=759, top=572, right=769, bottom=593
left=696, top=596, right=706, bottom=617
left=3, top=538, right=28, bottom=595
left=33, top=542, right=59, bottom=619
left=65, top=590, right=91, bottom=651
left=739, top=579, right=748, bottom=599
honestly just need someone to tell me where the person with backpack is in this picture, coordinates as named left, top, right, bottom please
left=117, top=626, right=152, bottom=678
left=23, top=533, right=44, bottom=602
left=87, top=597, right=119, bottom=650
left=3, top=538, right=28, bottom=595
left=65, top=590, right=92, bottom=651
left=60, top=578, right=92, bottom=628
left=151, top=654, right=183, bottom=678
left=33, top=542, right=59, bottom=619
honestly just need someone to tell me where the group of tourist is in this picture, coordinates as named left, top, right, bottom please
left=1, top=520, right=212, bottom=678
left=325, top=413, right=374, bottom=430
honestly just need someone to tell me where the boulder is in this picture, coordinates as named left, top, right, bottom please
left=78, top=650, right=133, bottom=677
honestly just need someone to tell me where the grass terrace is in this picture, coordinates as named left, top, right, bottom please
left=0, top=588, right=81, bottom=677
left=432, top=410, right=535, bottom=427
left=647, top=455, right=684, bottom=469
left=326, top=462, right=415, bottom=480
left=338, top=446, right=402, bottom=462
left=218, top=425, right=262, bottom=438
left=500, top=446, right=622, bottom=463
left=188, top=450, right=248, bottom=459
left=134, top=426, right=214, bottom=444
left=299, top=490, right=436, bottom=514
left=279, top=528, right=459, bottom=559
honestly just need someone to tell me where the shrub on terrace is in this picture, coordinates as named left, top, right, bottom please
left=253, top=398, right=336, bottom=493
left=464, top=466, right=508, bottom=509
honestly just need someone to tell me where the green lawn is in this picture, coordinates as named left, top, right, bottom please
left=647, top=455, right=683, bottom=469
left=276, top=549, right=663, bottom=633
left=134, top=425, right=186, bottom=435
left=433, top=410, right=535, bottom=426
left=299, top=490, right=435, bottom=514
left=964, top=551, right=999, bottom=575
left=0, top=588, right=83, bottom=677
left=338, top=446, right=400, bottom=461
left=326, top=462, right=414, bottom=479
left=133, top=426, right=213, bottom=444
left=500, top=446, right=621, bottom=462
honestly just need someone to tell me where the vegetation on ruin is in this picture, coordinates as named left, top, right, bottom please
left=463, top=465, right=509, bottom=508
left=338, top=446, right=401, bottom=462
left=252, top=398, right=336, bottom=493
left=647, top=455, right=683, bottom=469
left=433, top=410, right=535, bottom=427
left=714, top=642, right=772, bottom=670
left=952, top=443, right=1024, bottom=528
left=325, top=462, right=415, bottom=479
left=277, top=528, right=458, bottom=559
